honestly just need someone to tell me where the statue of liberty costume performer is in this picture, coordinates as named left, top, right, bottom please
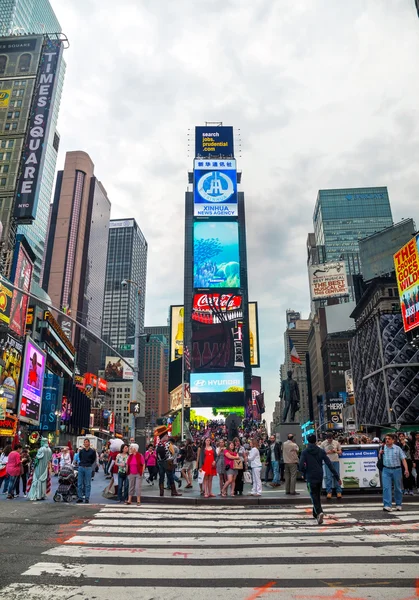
left=27, top=438, right=52, bottom=501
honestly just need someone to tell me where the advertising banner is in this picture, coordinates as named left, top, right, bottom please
left=195, top=126, right=234, bottom=158
left=105, top=356, right=134, bottom=380
left=248, top=301, right=260, bottom=368
left=340, top=446, right=380, bottom=490
left=0, top=90, right=11, bottom=108
left=192, top=293, right=242, bottom=324
left=326, top=396, right=344, bottom=430
left=39, top=371, right=63, bottom=432
left=0, top=333, right=23, bottom=411
left=18, top=337, right=46, bottom=425
left=0, top=414, right=18, bottom=437
left=192, top=308, right=245, bottom=369
left=14, top=38, right=63, bottom=222
left=194, top=221, right=240, bottom=288
left=190, top=372, right=244, bottom=394
left=9, top=241, right=33, bottom=337
left=309, top=262, right=349, bottom=300
left=169, top=305, right=184, bottom=361
left=394, top=235, right=419, bottom=332
left=0, top=279, right=13, bottom=325
left=194, top=159, right=237, bottom=217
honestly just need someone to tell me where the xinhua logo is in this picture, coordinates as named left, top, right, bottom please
left=197, top=171, right=234, bottom=203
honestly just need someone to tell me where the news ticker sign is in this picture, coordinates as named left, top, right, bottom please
left=308, top=262, right=349, bottom=300
left=194, top=159, right=237, bottom=217
left=14, top=38, right=63, bottom=223
left=394, top=235, right=419, bottom=333
left=195, top=126, right=234, bottom=158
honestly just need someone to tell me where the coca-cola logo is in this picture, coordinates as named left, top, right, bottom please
left=193, top=294, right=242, bottom=311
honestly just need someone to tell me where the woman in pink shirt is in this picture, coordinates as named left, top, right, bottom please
left=144, top=444, right=158, bottom=484
left=126, top=444, right=145, bottom=506
left=6, top=444, right=22, bottom=499
left=221, top=441, right=239, bottom=497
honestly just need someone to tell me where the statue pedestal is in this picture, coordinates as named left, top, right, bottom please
left=274, top=421, right=302, bottom=446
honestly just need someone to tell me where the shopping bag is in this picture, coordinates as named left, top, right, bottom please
left=198, top=469, right=205, bottom=484
left=243, top=471, right=252, bottom=484
left=102, top=479, right=116, bottom=499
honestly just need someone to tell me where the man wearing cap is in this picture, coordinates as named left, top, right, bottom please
left=155, top=426, right=182, bottom=497
left=321, top=432, right=343, bottom=499
left=299, top=434, right=342, bottom=525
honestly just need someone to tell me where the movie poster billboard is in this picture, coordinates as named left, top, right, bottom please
left=9, top=241, right=33, bottom=337
left=194, top=221, right=240, bottom=288
left=0, top=332, right=23, bottom=410
left=326, top=394, right=344, bottom=431
left=248, top=302, right=260, bottom=368
left=195, top=126, right=234, bottom=158
left=309, top=262, right=349, bottom=300
left=0, top=279, right=13, bottom=326
left=169, top=305, right=184, bottom=361
left=394, top=235, right=419, bottom=333
left=194, top=159, right=237, bottom=217
left=18, top=337, right=46, bottom=425
left=105, top=356, right=134, bottom=380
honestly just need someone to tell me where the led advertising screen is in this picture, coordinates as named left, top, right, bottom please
left=309, top=262, right=349, bottom=300
left=195, top=126, right=234, bottom=158
left=0, top=333, right=23, bottom=411
left=194, top=159, right=237, bottom=217
left=194, top=221, right=240, bottom=289
left=394, top=235, right=419, bottom=332
left=248, top=302, right=260, bottom=368
left=169, top=305, right=184, bottom=361
left=190, top=372, right=244, bottom=394
left=0, top=279, right=13, bottom=326
left=18, top=337, right=46, bottom=426
left=193, top=293, right=242, bottom=323
left=9, top=241, right=33, bottom=337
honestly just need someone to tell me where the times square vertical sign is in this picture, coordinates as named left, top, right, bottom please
left=14, top=39, right=63, bottom=223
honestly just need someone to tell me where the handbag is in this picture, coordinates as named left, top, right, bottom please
left=102, top=479, right=116, bottom=499
left=198, top=469, right=205, bottom=484
left=193, top=468, right=198, bottom=480
left=234, top=458, right=243, bottom=470
left=243, top=470, right=252, bottom=484
left=377, top=446, right=384, bottom=471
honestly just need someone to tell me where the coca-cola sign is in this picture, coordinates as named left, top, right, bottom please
left=193, top=294, right=242, bottom=311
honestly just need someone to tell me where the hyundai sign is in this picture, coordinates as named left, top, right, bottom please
left=194, top=159, right=237, bottom=217
left=190, top=372, right=244, bottom=394
left=195, top=126, right=234, bottom=158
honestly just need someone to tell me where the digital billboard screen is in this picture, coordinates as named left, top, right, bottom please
left=18, top=337, right=46, bottom=426
left=190, top=372, right=244, bottom=394
left=194, top=159, right=237, bottom=217
left=169, top=305, right=184, bottom=361
left=194, top=221, right=240, bottom=289
left=195, top=126, right=234, bottom=158
left=9, top=241, right=33, bottom=337
left=248, top=302, right=260, bottom=368
left=105, top=356, right=134, bottom=380
left=394, top=236, right=419, bottom=332
left=0, top=333, right=23, bottom=411
left=309, top=262, right=349, bottom=300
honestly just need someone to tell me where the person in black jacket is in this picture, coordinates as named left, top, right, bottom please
left=265, top=435, right=282, bottom=487
left=299, top=434, right=342, bottom=524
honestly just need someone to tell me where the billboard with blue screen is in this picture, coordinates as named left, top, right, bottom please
left=194, top=159, right=237, bottom=217
left=194, top=221, right=240, bottom=288
left=190, top=372, right=244, bottom=394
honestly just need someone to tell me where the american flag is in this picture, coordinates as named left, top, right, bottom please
left=184, top=346, right=191, bottom=373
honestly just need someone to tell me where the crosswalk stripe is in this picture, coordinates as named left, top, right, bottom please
left=96, top=510, right=355, bottom=520
left=43, top=544, right=419, bottom=559
left=2, top=584, right=419, bottom=599
left=89, top=516, right=360, bottom=526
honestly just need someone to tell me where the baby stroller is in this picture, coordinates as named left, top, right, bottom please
left=53, top=465, right=78, bottom=502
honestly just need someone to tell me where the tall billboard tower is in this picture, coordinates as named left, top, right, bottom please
left=183, top=124, right=258, bottom=412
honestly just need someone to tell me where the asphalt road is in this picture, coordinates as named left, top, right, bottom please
left=1, top=499, right=419, bottom=599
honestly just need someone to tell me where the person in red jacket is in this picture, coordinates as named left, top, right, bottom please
left=6, top=444, right=22, bottom=499
left=126, top=444, right=145, bottom=506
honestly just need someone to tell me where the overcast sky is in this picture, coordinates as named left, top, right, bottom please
left=50, top=0, right=419, bottom=421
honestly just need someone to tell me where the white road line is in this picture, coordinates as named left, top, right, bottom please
left=43, top=544, right=419, bottom=559
left=96, top=511, right=354, bottom=520
left=3, top=584, right=418, bottom=600
left=64, top=532, right=419, bottom=546
left=89, top=517, right=359, bottom=527
left=22, top=561, right=418, bottom=580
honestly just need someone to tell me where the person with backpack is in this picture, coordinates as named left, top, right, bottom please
left=182, top=439, right=196, bottom=489
left=299, top=434, right=342, bottom=525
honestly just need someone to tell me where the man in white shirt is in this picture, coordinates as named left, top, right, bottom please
left=282, top=434, right=300, bottom=495
left=321, top=433, right=342, bottom=499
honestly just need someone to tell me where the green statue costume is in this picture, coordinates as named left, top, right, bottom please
left=27, top=438, right=52, bottom=501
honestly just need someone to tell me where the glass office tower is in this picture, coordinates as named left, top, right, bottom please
left=1, top=0, right=65, bottom=283
left=313, top=187, right=393, bottom=277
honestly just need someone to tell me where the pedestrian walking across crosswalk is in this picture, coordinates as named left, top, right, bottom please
left=2, top=502, right=419, bottom=599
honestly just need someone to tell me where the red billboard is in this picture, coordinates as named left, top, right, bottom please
left=192, top=293, right=242, bottom=324
left=10, top=242, right=33, bottom=337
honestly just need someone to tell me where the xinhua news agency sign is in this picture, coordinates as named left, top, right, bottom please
left=14, top=39, right=63, bottom=223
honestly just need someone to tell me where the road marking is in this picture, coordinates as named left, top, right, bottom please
left=22, top=561, right=419, bottom=580
left=89, top=517, right=359, bottom=527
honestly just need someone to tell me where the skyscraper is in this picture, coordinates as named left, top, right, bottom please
left=313, top=187, right=393, bottom=273
left=43, top=151, right=111, bottom=372
left=143, top=334, right=167, bottom=424
left=0, top=1, right=66, bottom=283
left=101, top=219, right=148, bottom=382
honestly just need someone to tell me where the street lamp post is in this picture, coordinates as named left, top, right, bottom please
left=54, top=410, right=60, bottom=445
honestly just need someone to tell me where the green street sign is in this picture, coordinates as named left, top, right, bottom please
left=119, top=344, right=133, bottom=351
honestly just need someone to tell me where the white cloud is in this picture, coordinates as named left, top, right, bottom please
left=50, top=0, right=419, bottom=421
